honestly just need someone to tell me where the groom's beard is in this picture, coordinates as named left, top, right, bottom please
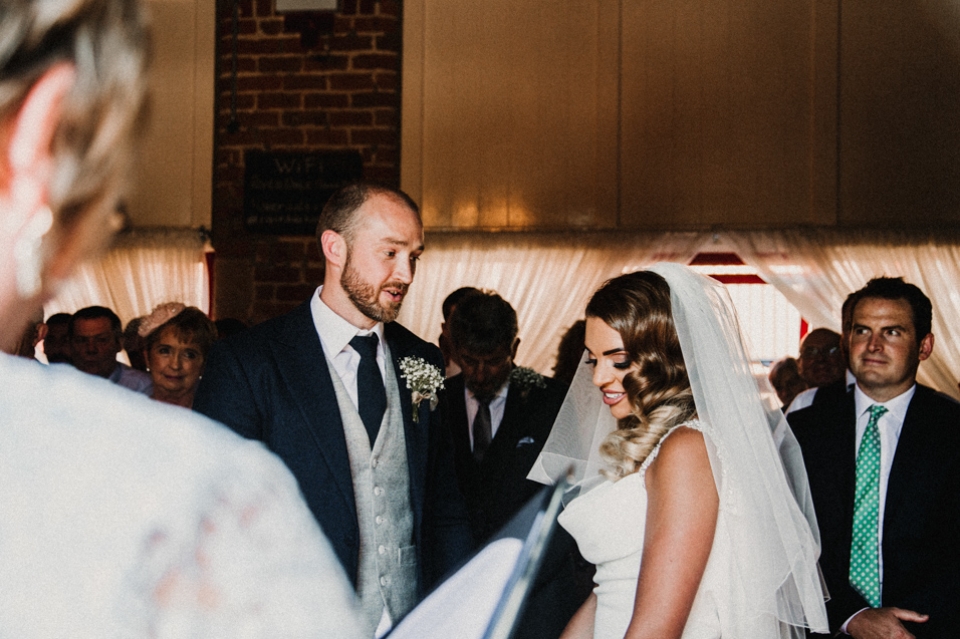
left=341, top=257, right=408, bottom=324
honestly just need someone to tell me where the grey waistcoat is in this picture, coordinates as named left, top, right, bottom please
left=325, top=344, right=417, bottom=635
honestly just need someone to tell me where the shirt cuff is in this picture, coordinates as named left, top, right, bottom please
left=840, top=608, right=870, bottom=634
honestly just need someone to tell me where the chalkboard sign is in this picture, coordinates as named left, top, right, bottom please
left=243, top=150, right=363, bottom=234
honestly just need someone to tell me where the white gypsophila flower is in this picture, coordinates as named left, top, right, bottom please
left=400, top=357, right=445, bottom=423
left=508, top=366, right=547, bottom=393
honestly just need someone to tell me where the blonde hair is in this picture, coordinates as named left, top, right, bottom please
left=586, top=271, right=697, bottom=479
left=0, top=0, right=150, bottom=256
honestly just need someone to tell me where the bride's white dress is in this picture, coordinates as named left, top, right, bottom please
left=534, top=264, right=828, bottom=638
left=560, top=422, right=739, bottom=639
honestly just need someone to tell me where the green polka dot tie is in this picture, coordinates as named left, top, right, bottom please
left=850, top=404, right=887, bottom=608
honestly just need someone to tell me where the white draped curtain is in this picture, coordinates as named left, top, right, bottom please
left=401, top=228, right=960, bottom=398
left=45, top=228, right=210, bottom=326
left=728, top=228, right=960, bottom=399
left=397, top=231, right=710, bottom=374
left=48, top=227, right=958, bottom=397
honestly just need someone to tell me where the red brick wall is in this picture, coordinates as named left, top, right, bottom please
left=212, top=0, right=402, bottom=325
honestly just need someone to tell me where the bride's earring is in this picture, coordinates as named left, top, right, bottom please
left=14, top=205, right=54, bottom=298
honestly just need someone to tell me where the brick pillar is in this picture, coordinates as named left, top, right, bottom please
left=212, top=0, right=401, bottom=325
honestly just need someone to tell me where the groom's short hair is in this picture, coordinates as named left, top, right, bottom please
left=449, top=291, right=518, bottom=355
left=315, top=181, right=420, bottom=267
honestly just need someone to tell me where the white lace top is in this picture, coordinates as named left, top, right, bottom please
left=0, top=354, right=363, bottom=639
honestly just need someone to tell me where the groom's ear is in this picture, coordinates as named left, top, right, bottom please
left=320, top=229, right=347, bottom=270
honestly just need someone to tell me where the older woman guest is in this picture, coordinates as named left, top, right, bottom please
left=140, top=303, right=216, bottom=408
left=0, top=1, right=361, bottom=636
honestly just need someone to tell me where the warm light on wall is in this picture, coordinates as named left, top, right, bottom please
left=275, top=0, right=337, bottom=10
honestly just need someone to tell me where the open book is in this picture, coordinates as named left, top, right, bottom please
left=387, top=478, right=570, bottom=639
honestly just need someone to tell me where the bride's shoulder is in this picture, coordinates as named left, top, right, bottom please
left=641, top=422, right=710, bottom=480
left=655, top=424, right=708, bottom=459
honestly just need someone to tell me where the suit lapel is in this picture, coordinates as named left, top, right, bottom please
left=839, top=392, right=858, bottom=529
left=273, top=302, right=355, bottom=514
left=445, top=376, right=473, bottom=465
left=885, top=386, right=933, bottom=536
left=485, top=383, right=525, bottom=462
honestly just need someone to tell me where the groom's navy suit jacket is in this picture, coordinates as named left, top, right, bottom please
left=788, top=383, right=960, bottom=637
left=193, top=300, right=473, bottom=593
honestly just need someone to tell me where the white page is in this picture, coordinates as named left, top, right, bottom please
left=387, top=538, right=523, bottom=639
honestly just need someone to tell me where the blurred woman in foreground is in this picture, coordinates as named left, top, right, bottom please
left=0, top=2, right=361, bottom=636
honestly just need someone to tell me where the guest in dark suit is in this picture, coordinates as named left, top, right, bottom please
left=787, top=294, right=858, bottom=415
left=789, top=277, right=960, bottom=638
left=438, top=286, right=481, bottom=378
left=445, top=291, right=590, bottom=639
left=194, top=182, right=472, bottom=636
left=444, top=290, right=566, bottom=540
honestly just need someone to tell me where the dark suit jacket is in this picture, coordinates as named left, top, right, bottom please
left=193, top=300, right=473, bottom=594
left=443, top=373, right=592, bottom=639
left=443, top=373, right=568, bottom=543
left=788, top=383, right=960, bottom=637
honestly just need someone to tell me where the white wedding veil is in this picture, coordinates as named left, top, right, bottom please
left=528, top=262, right=828, bottom=636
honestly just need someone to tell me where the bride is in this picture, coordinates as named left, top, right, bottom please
left=530, top=264, right=828, bottom=638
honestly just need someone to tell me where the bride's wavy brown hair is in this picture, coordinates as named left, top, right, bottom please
left=586, top=270, right=697, bottom=479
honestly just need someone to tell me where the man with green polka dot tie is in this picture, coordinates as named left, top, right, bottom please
left=788, top=277, right=960, bottom=638
left=849, top=404, right=886, bottom=607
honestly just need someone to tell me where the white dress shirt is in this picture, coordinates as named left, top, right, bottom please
left=465, top=382, right=509, bottom=451
left=310, top=287, right=386, bottom=411
left=842, top=383, right=916, bottom=632
left=852, top=384, right=914, bottom=583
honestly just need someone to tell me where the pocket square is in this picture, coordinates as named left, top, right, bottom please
left=516, top=436, right=536, bottom=447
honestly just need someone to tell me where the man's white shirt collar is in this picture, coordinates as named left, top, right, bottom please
left=853, top=382, right=915, bottom=440
left=309, top=287, right=387, bottom=410
left=310, top=286, right=385, bottom=357
left=466, top=381, right=509, bottom=406
left=465, top=381, right=510, bottom=450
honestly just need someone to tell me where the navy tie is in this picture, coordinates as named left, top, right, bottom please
left=473, top=398, right=492, bottom=462
left=350, top=334, right=386, bottom=446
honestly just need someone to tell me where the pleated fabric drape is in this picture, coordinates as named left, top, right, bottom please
left=42, top=226, right=960, bottom=398
left=398, top=231, right=709, bottom=374
left=45, top=228, right=210, bottom=325
left=730, top=228, right=960, bottom=400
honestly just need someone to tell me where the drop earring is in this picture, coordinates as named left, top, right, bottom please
left=14, top=205, right=54, bottom=298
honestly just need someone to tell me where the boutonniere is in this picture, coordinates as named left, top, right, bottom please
left=399, top=357, right=445, bottom=423
left=508, top=366, right=547, bottom=399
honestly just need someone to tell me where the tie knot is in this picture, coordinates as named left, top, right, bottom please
left=350, top=333, right=379, bottom=359
left=868, top=404, right=888, bottom=423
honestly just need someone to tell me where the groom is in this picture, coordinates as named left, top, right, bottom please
left=194, top=182, right=472, bottom=636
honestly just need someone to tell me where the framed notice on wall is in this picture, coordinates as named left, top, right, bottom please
left=276, top=0, right=338, bottom=10
left=243, top=150, right=363, bottom=235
